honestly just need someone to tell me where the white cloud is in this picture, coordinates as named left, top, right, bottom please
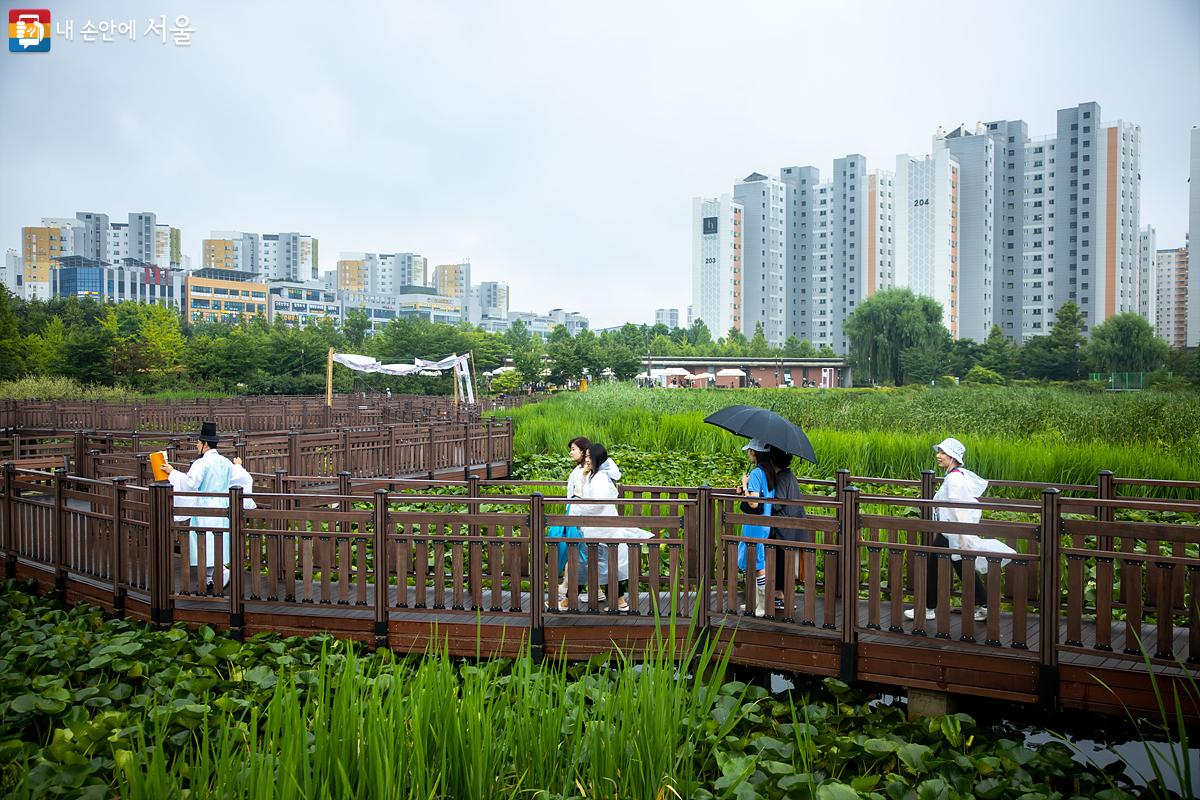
left=2, top=0, right=1198, bottom=327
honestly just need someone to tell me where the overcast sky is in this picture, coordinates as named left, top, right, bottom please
left=3, top=0, right=1198, bottom=328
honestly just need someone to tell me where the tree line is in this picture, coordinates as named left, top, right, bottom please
left=1, top=286, right=1194, bottom=395
left=843, top=288, right=1198, bottom=386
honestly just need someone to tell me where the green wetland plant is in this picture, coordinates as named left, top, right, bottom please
left=0, top=583, right=1181, bottom=799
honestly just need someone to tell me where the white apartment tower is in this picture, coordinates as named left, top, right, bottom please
left=734, top=173, right=787, bottom=346
left=690, top=194, right=743, bottom=339
left=782, top=157, right=890, bottom=352
left=936, top=125, right=995, bottom=342
left=654, top=308, right=679, bottom=329
left=1157, top=248, right=1189, bottom=347
left=1051, top=103, right=1141, bottom=334
left=896, top=149, right=961, bottom=336
left=262, top=233, right=319, bottom=282
left=985, top=102, right=1141, bottom=340
left=1138, top=226, right=1157, bottom=329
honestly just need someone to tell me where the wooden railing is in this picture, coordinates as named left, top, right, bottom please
left=0, top=393, right=518, bottom=433
left=0, top=420, right=514, bottom=486
left=2, top=465, right=1196, bottom=719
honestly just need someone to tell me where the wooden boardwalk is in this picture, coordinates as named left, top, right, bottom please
left=3, top=433, right=1198, bottom=722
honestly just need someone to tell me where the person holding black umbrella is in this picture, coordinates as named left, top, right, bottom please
left=734, top=439, right=775, bottom=617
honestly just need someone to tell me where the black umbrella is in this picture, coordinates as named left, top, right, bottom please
left=703, top=405, right=818, bottom=465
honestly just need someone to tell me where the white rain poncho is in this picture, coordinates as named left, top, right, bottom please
left=933, top=467, right=1016, bottom=574
left=572, top=459, right=652, bottom=583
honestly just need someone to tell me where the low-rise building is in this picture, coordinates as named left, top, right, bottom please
left=52, top=256, right=184, bottom=309
left=268, top=281, right=341, bottom=326
left=184, top=268, right=268, bottom=324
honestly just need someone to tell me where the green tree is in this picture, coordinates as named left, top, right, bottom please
left=843, top=288, right=948, bottom=385
left=783, top=336, right=817, bottom=357
left=721, top=326, right=748, bottom=357
left=601, top=342, right=642, bottom=381
left=687, top=319, right=713, bottom=348
left=513, top=335, right=545, bottom=388
left=489, top=368, right=524, bottom=394
left=342, top=308, right=370, bottom=350
left=647, top=333, right=678, bottom=356
left=1020, top=301, right=1086, bottom=380
left=747, top=322, right=771, bottom=356
left=0, top=286, right=23, bottom=380
left=962, top=364, right=1005, bottom=385
left=1086, top=312, right=1169, bottom=373
left=978, top=324, right=1018, bottom=377
left=546, top=325, right=583, bottom=383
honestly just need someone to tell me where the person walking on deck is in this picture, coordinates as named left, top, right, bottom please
left=162, top=421, right=249, bottom=591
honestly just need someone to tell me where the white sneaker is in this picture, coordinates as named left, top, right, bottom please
left=737, top=603, right=767, bottom=618
left=578, top=591, right=606, bottom=604
left=973, top=606, right=989, bottom=621
left=903, top=607, right=937, bottom=621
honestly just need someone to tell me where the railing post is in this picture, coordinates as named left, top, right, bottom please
left=136, top=453, right=149, bottom=487
left=840, top=484, right=860, bottom=681
left=373, top=488, right=389, bottom=649
left=836, top=468, right=850, bottom=497
left=228, top=485, right=245, bottom=638
left=530, top=492, right=544, bottom=661
left=53, top=468, right=67, bottom=596
left=2, top=462, right=14, bottom=578
left=236, top=430, right=248, bottom=464
left=462, top=423, right=471, bottom=480
left=486, top=421, right=494, bottom=479
left=73, top=430, right=87, bottom=475
left=149, top=480, right=173, bottom=625
left=506, top=418, right=514, bottom=476
left=288, top=429, right=300, bottom=476
left=340, top=428, right=350, bottom=474
left=919, top=470, right=936, bottom=519
left=427, top=425, right=437, bottom=480
left=110, top=476, right=130, bottom=615
left=388, top=424, right=397, bottom=476
left=1096, top=470, right=1114, bottom=555
left=696, top=485, right=712, bottom=632
left=1039, top=487, right=1061, bottom=709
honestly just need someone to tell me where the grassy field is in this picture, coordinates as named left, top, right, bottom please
left=0, top=376, right=228, bottom=402
left=501, top=384, right=1200, bottom=487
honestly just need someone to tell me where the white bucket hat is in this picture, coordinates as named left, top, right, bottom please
left=741, top=438, right=768, bottom=452
left=933, top=437, right=966, bottom=465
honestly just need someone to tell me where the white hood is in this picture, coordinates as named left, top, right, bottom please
left=955, top=468, right=988, bottom=497
left=596, top=458, right=622, bottom=482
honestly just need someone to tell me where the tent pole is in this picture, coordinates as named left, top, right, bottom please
left=326, top=347, right=334, bottom=407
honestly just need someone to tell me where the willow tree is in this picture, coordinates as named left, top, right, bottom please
left=843, top=288, right=948, bottom=385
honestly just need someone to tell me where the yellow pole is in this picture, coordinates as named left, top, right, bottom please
left=326, top=347, right=334, bottom=407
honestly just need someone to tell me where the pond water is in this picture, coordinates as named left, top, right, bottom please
left=767, top=673, right=1199, bottom=796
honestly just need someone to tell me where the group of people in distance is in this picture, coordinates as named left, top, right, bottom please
left=558, top=433, right=1014, bottom=620
left=735, top=435, right=1013, bottom=619
left=164, top=419, right=1011, bottom=617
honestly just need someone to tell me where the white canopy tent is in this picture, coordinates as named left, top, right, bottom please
left=716, top=368, right=747, bottom=377
left=329, top=350, right=475, bottom=404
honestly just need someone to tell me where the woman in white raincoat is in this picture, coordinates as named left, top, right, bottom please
left=572, top=443, right=652, bottom=612
left=162, top=421, right=255, bottom=588
left=905, top=437, right=1015, bottom=622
